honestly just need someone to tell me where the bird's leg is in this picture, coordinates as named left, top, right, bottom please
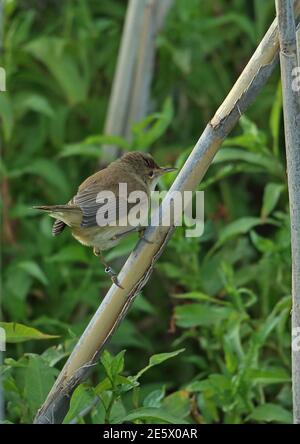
left=93, top=247, right=124, bottom=289
left=138, top=227, right=153, bottom=244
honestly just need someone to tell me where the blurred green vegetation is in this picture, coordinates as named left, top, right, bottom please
left=0, top=0, right=293, bottom=424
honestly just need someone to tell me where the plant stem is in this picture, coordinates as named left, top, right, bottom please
left=275, top=0, right=300, bottom=424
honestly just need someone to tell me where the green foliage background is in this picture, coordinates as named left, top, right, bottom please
left=0, top=0, right=294, bottom=424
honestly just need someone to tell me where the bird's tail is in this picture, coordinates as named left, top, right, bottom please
left=33, top=204, right=78, bottom=212
left=33, top=205, right=82, bottom=226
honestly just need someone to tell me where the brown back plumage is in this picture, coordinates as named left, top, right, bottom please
left=49, top=152, right=159, bottom=233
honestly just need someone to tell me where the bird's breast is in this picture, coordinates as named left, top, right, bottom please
left=71, top=225, right=134, bottom=250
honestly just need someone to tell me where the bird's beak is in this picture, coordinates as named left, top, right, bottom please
left=158, top=167, right=177, bottom=175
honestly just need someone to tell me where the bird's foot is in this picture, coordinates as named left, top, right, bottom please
left=138, top=228, right=154, bottom=244
left=105, top=266, right=124, bottom=289
left=93, top=247, right=123, bottom=289
left=93, top=247, right=101, bottom=257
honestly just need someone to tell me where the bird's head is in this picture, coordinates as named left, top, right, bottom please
left=119, top=151, right=176, bottom=190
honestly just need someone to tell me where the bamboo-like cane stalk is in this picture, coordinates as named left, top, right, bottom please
left=34, top=2, right=300, bottom=424
left=124, top=0, right=173, bottom=139
left=275, top=0, right=300, bottom=424
left=101, top=0, right=172, bottom=163
left=101, top=0, right=147, bottom=163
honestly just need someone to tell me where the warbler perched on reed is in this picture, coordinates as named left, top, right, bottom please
left=34, top=151, right=176, bottom=288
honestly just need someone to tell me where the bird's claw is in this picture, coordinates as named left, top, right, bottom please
left=105, top=266, right=124, bottom=289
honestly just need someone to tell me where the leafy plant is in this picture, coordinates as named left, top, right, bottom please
left=1, top=0, right=292, bottom=425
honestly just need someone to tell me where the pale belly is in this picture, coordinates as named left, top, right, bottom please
left=71, top=225, right=137, bottom=251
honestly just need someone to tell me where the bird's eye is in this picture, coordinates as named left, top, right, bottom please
left=149, top=171, right=154, bottom=178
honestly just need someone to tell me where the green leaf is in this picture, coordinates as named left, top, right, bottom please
left=64, top=384, right=95, bottom=424
left=14, top=93, right=55, bottom=118
left=46, top=245, right=90, bottom=264
left=162, top=391, right=191, bottom=418
left=100, top=350, right=126, bottom=383
left=261, top=183, right=284, bottom=218
left=175, top=304, right=232, bottom=328
left=216, top=217, right=274, bottom=248
left=17, top=261, right=48, bottom=285
left=113, top=407, right=188, bottom=424
left=132, top=97, right=173, bottom=149
left=250, top=231, right=275, bottom=253
left=247, top=368, right=290, bottom=385
left=26, top=37, right=88, bottom=105
left=173, top=291, right=228, bottom=305
left=23, top=158, right=70, bottom=196
left=214, top=148, right=283, bottom=177
left=248, top=403, right=292, bottom=424
left=85, top=134, right=130, bottom=150
left=58, top=144, right=102, bottom=159
left=0, top=322, right=59, bottom=343
left=59, top=135, right=129, bottom=158
left=24, top=355, right=58, bottom=416
left=135, top=349, right=185, bottom=380
left=95, top=375, right=137, bottom=396
left=143, top=387, right=166, bottom=408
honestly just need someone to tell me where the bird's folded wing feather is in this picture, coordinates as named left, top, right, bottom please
left=74, top=174, right=148, bottom=229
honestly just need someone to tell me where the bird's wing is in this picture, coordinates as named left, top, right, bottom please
left=74, top=172, right=149, bottom=229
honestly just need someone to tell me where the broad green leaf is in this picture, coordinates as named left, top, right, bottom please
left=26, top=37, right=88, bottom=105
left=173, top=291, right=228, bottom=305
left=42, top=345, right=69, bottom=367
left=14, top=93, right=55, bottom=118
left=46, top=245, right=90, bottom=264
left=2, top=269, right=32, bottom=320
left=247, top=368, right=290, bottom=385
left=64, top=384, right=95, bottom=424
left=250, top=231, right=275, bottom=253
left=175, top=304, right=232, bottom=328
left=216, top=217, right=274, bottom=248
left=213, top=148, right=283, bottom=177
left=17, top=261, right=48, bottom=285
left=162, top=391, right=191, bottom=418
left=135, top=349, right=185, bottom=380
left=24, top=356, right=58, bottom=416
left=132, top=97, right=174, bottom=149
left=261, top=183, right=284, bottom=218
left=100, top=350, right=126, bottom=383
left=248, top=403, right=292, bottom=424
left=95, top=375, right=137, bottom=396
left=85, top=134, right=130, bottom=150
left=59, top=135, right=129, bottom=158
left=113, top=407, right=188, bottom=424
left=186, top=380, right=212, bottom=393
left=0, top=322, right=59, bottom=343
left=23, top=158, right=70, bottom=196
left=143, top=387, right=166, bottom=408
left=58, top=144, right=102, bottom=159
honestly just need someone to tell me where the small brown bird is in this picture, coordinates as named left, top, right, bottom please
left=34, top=151, right=176, bottom=288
